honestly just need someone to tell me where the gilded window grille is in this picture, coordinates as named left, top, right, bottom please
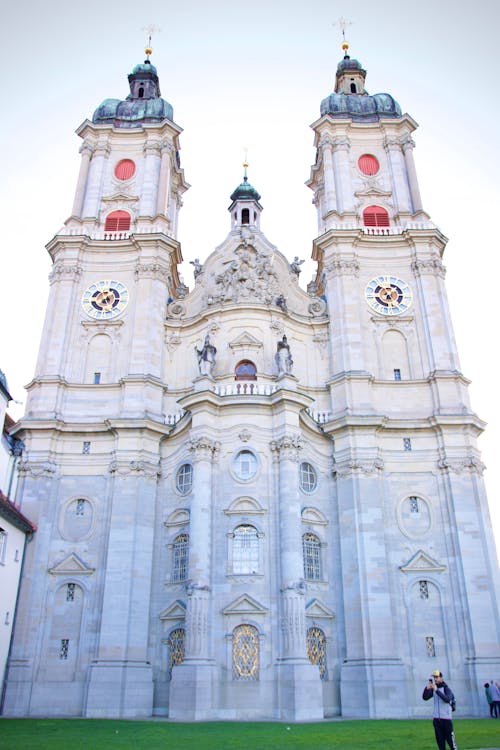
left=167, top=628, right=185, bottom=677
left=232, top=624, right=259, bottom=680
left=306, top=626, right=327, bottom=679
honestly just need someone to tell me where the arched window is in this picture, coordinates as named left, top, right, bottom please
left=232, top=624, right=259, bottom=680
left=114, top=159, right=136, bottom=180
left=300, top=462, right=317, bottom=493
left=232, top=524, right=259, bottom=574
left=363, top=205, right=389, bottom=227
left=172, top=533, right=189, bottom=582
left=358, top=154, right=380, bottom=175
left=303, top=532, right=321, bottom=580
left=104, top=210, right=131, bottom=233
left=306, top=626, right=327, bottom=679
left=167, top=627, right=185, bottom=678
left=350, top=82, right=356, bottom=93
left=176, top=464, right=193, bottom=495
left=138, top=86, right=144, bottom=98
left=235, top=360, right=257, bottom=381
left=241, top=208, right=250, bottom=225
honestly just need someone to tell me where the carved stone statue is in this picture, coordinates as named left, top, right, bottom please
left=190, top=258, right=203, bottom=278
left=195, top=334, right=217, bottom=376
left=290, top=257, right=304, bottom=275
left=275, top=335, right=293, bottom=376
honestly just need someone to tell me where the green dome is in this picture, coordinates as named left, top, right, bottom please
left=230, top=176, right=261, bottom=202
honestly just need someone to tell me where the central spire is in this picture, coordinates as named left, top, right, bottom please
left=229, top=162, right=263, bottom=231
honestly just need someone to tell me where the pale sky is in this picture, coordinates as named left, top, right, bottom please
left=1, top=0, right=499, bottom=552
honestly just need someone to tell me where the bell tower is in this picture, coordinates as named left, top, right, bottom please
left=307, top=40, right=500, bottom=717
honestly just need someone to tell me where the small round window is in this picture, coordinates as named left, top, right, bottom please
left=358, top=154, right=379, bottom=176
left=300, top=462, right=317, bottom=493
left=176, top=464, right=193, bottom=495
left=114, top=159, right=136, bottom=180
left=234, top=450, right=257, bottom=481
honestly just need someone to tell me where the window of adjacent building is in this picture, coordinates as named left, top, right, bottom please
left=303, top=532, right=322, bottom=580
left=76, top=499, right=86, bottom=516
left=176, top=464, right=193, bottom=495
left=93, top=372, right=101, bottom=384
left=232, top=624, right=259, bottom=680
left=300, top=462, right=318, bottom=493
left=114, top=159, right=136, bottom=180
left=82, top=442, right=91, bottom=454
left=66, top=583, right=76, bottom=602
left=59, top=639, right=70, bottom=660
left=409, top=496, right=419, bottom=514
left=425, top=636, right=436, bottom=657
left=363, top=205, right=389, bottom=227
left=104, top=210, right=131, bottom=233
left=171, top=533, right=189, bottom=582
left=232, top=525, right=259, bottom=574
left=394, top=368, right=401, bottom=381
left=403, top=438, right=412, bottom=451
left=233, top=450, right=257, bottom=481
left=358, top=154, right=380, bottom=175
left=306, top=626, right=327, bottom=680
left=419, top=580, right=429, bottom=600
left=235, top=360, right=257, bottom=380
left=0, top=529, right=6, bottom=564
left=167, top=627, right=185, bottom=678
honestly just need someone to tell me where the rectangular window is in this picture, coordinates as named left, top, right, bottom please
left=59, top=639, right=69, bottom=660
left=403, top=438, right=412, bottom=451
left=419, top=580, right=429, bottom=599
left=66, top=583, right=76, bottom=602
left=393, top=369, right=401, bottom=381
left=0, top=529, right=7, bottom=564
left=425, top=636, right=436, bottom=657
left=93, top=372, right=101, bottom=384
left=82, top=441, right=91, bottom=454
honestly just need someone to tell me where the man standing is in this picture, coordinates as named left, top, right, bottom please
left=423, top=670, right=458, bottom=750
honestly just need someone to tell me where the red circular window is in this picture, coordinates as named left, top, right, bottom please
left=358, top=154, right=379, bottom=176
left=114, top=159, right=136, bottom=180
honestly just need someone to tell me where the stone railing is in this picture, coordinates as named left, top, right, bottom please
left=212, top=383, right=280, bottom=396
left=325, top=222, right=435, bottom=235
left=165, top=410, right=188, bottom=426
left=306, top=408, right=332, bottom=424
left=57, top=226, right=174, bottom=240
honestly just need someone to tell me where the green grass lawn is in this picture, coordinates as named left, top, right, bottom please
left=0, top=718, right=498, bottom=750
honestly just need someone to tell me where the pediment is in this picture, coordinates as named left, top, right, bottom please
left=48, top=553, right=94, bottom=575
left=222, top=593, right=268, bottom=616
left=305, top=598, right=335, bottom=619
left=301, top=507, right=328, bottom=526
left=228, top=331, right=264, bottom=351
left=224, top=497, right=266, bottom=515
left=159, top=600, right=186, bottom=621
left=101, top=192, right=139, bottom=204
left=400, top=549, right=446, bottom=573
left=164, top=509, right=190, bottom=528
left=354, top=185, right=392, bottom=199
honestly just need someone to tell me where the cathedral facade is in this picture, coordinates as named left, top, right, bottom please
left=3, top=48, right=499, bottom=720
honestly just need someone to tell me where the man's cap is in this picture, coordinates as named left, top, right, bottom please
left=432, top=670, right=443, bottom=677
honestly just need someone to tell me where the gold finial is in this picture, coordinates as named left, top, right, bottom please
left=333, top=16, right=353, bottom=55
left=142, top=24, right=161, bottom=60
left=243, top=148, right=249, bottom=179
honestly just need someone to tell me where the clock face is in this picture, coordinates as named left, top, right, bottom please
left=365, top=276, right=412, bottom=316
left=82, top=280, right=129, bottom=320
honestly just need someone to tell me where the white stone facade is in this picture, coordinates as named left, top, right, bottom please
left=2, top=54, right=500, bottom=720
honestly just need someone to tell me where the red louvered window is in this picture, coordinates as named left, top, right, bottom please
left=114, top=159, right=136, bottom=180
left=104, top=210, right=131, bottom=232
left=358, top=154, right=380, bottom=175
left=363, top=205, right=389, bottom=227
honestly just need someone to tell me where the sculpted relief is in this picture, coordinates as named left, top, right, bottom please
left=207, top=244, right=280, bottom=305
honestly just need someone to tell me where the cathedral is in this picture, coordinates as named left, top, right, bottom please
left=3, top=42, right=499, bottom=720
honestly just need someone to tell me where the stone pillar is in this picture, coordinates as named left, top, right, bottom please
left=385, top=138, right=412, bottom=215
left=82, top=141, right=110, bottom=219
left=320, top=138, right=336, bottom=215
left=156, top=142, right=172, bottom=217
left=270, top=435, right=323, bottom=721
left=140, top=140, right=161, bottom=217
left=169, top=436, right=219, bottom=720
left=402, top=137, right=423, bottom=213
left=71, top=143, right=93, bottom=218
left=332, top=139, right=352, bottom=214
left=85, top=458, right=159, bottom=717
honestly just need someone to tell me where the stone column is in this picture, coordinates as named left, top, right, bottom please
left=81, top=141, right=110, bottom=219
left=71, top=143, right=93, bottom=218
left=402, top=137, right=423, bottom=213
left=385, top=138, right=412, bottom=214
left=270, top=435, right=323, bottom=720
left=169, top=436, right=219, bottom=720
left=320, top=137, right=336, bottom=215
left=156, top=142, right=172, bottom=217
left=332, top=139, right=352, bottom=214
left=140, top=140, right=162, bottom=217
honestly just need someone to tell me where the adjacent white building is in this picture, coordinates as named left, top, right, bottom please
left=2, top=47, right=499, bottom=720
